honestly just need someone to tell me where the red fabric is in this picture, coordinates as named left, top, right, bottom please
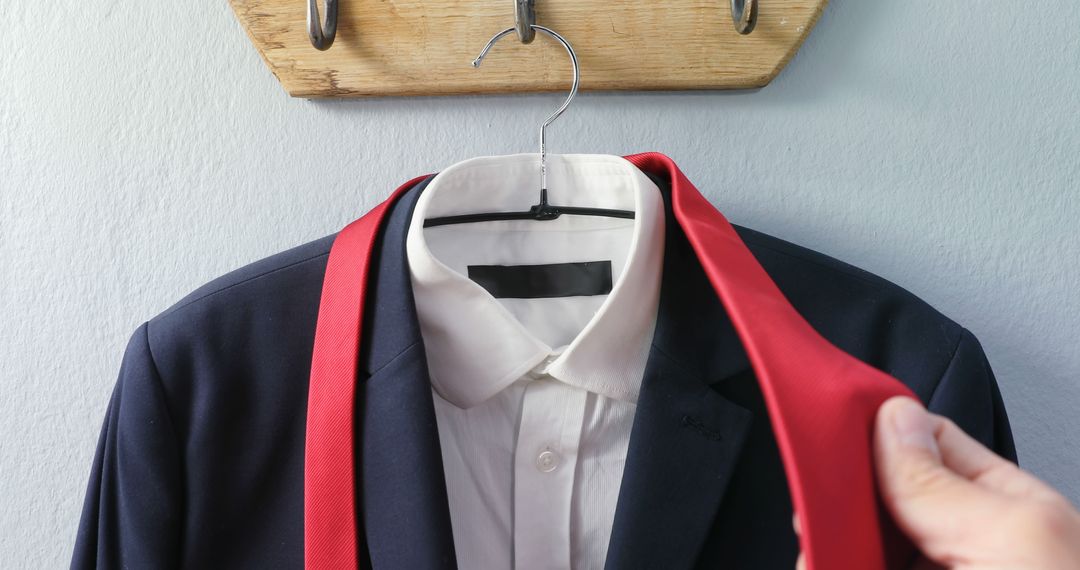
left=304, top=175, right=429, bottom=569
left=305, top=154, right=917, bottom=570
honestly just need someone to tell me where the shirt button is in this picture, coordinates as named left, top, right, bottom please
left=535, top=354, right=558, bottom=375
left=536, top=449, right=560, bottom=472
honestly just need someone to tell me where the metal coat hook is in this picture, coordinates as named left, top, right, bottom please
left=515, top=0, right=536, bottom=43
left=307, top=0, right=338, bottom=50
left=471, top=24, right=579, bottom=210
left=731, top=0, right=758, bottom=34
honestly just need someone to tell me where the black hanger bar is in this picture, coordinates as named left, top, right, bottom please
left=423, top=188, right=635, bottom=228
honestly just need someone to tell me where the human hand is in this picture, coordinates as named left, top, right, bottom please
left=796, top=396, right=1080, bottom=569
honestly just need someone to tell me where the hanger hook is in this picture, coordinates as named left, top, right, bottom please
left=307, top=0, right=338, bottom=50
left=731, top=0, right=758, bottom=35
left=472, top=24, right=580, bottom=206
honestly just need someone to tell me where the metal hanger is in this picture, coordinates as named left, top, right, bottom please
left=307, top=0, right=337, bottom=50
left=424, top=4, right=635, bottom=228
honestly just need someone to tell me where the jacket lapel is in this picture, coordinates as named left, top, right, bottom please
left=356, top=175, right=458, bottom=569
left=605, top=169, right=754, bottom=569
left=622, top=153, right=917, bottom=570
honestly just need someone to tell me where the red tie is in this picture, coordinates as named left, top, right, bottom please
left=304, top=153, right=917, bottom=570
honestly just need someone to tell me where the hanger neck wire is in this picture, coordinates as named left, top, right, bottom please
left=423, top=25, right=631, bottom=228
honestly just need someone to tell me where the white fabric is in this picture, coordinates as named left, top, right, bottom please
left=405, top=153, right=665, bottom=569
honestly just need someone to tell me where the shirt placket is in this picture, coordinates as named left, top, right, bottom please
left=513, top=355, right=588, bottom=570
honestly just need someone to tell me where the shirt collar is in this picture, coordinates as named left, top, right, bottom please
left=405, top=153, right=665, bottom=409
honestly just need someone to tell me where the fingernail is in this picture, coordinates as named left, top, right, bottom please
left=889, top=397, right=940, bottom=459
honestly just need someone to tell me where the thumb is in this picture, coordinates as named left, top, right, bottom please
left=873, top=397, right=1005, bottom=562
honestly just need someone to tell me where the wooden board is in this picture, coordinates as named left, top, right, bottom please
left=228, top=0, right=827, bottom=98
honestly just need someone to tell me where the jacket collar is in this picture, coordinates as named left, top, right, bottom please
left=404, top=153, right=666, bottom=409
left=358, top=157, right=752, bottom=397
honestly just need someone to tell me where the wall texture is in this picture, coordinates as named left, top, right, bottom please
left=2, top=0, right=1078, bottom=567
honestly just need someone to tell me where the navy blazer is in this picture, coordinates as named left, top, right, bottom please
left=72, top=172, right=1016, bottom=569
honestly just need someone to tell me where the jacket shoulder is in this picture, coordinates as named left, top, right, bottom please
left=733, top=224, right=925, bottom=303
left=151, top=232, right=337, bottom=325
left=732, top=224, right=967, bottom=399
left=139, top=232, right=337, bottom=397
left=131, top=232, right=338, bottom=435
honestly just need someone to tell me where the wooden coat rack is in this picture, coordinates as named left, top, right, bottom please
left=228, top=0, right=827, bottom=98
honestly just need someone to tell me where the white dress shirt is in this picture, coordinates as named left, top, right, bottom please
left=405, top=153, right=665, bottom=569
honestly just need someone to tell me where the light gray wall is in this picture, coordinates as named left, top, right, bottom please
left=2, top=0, right=1078, bottom=566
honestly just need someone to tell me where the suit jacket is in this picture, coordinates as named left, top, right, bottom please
left=72, top=169, right=1016, bottom=569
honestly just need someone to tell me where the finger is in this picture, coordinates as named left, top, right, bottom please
left=874, top=397, right=1008, bottom=559
left=929, top=413, right=1014, bottom=482
left=792, top=513, right=809, bottom=569
left=931, top=415, right=1060, bottom=501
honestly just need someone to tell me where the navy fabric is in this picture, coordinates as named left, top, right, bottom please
left=71, top=171, right=1015, bottom=569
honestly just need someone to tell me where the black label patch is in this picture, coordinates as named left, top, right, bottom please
left=467, top=261, right=613, bottom=299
